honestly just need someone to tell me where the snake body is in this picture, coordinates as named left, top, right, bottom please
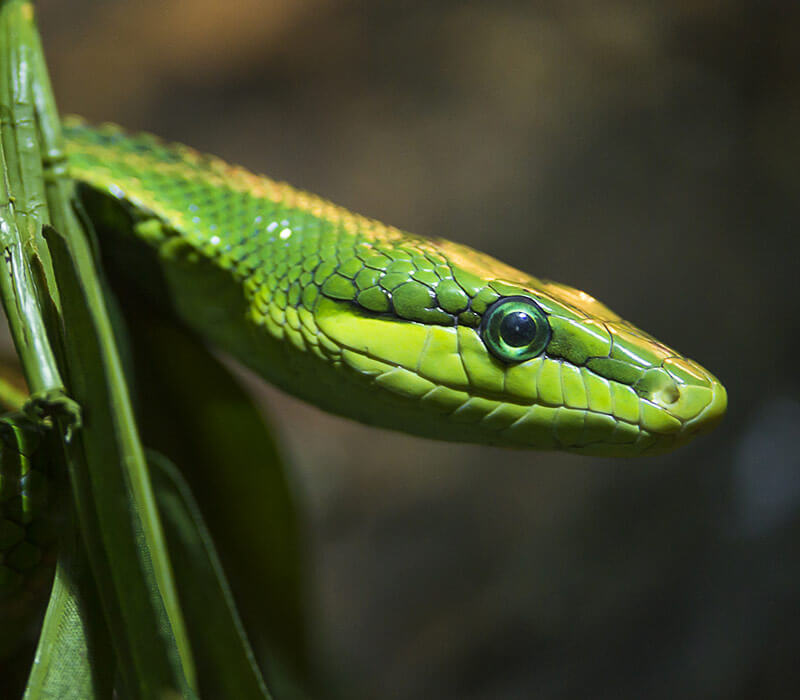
left=60, top=119, right=726, bottom=457
left=0, top=416, right=57, bottom=657
left=0, top=121, right=728, bottom=648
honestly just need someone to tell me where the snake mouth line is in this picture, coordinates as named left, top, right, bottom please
left=334, top=340, right=700, bottom=450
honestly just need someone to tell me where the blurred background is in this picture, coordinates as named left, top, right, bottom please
left=20, top=0, right=800, bottom=698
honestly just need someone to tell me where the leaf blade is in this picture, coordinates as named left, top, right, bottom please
left=150, top=450, right=273, bottom=700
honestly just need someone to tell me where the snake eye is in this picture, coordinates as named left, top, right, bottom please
left=480, top=296, right=551, bottom=362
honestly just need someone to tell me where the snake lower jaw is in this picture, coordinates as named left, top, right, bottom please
left=552, top=380, right=728, bottom=457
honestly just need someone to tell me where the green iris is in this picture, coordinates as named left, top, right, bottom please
left=480, top=296, right=551, bottom=362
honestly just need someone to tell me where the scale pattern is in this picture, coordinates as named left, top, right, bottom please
left=62, top=120, right=726, bottom=456
left=0, top=417, right=57, bottom=656
left=62, top=122, right=512, bottom=344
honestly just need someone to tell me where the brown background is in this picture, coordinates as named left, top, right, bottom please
left=21, top=1, right=800, bottom=698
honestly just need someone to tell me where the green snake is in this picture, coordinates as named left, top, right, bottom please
left=65, top=118, right=726, bottom=455
left=1, top=120, right=727, bottom=642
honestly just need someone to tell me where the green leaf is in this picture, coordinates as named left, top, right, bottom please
left=1, top=4, right=198, bottom=695
left=23, top=527, right=114, bottom=700
left=122, top=310, right=311, bottom=696
left=43, top=225, right=196, bottom=698
left=149, top=450, right=272, bottom=700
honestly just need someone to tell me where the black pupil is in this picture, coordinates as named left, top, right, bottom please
left=499, top=310, right=536, bottom=347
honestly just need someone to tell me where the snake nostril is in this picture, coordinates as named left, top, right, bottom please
left=635, top=368, right=681, bottom=406
left=653, top=382, right=681, bottom=406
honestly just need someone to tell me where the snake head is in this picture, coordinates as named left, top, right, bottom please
left=309, top=239, right=726, bottom=456
left=64, top=122, right=725, bottom=455
left=477, top=277, right=728, bottom=455
left=61, top=122, right=725, bottom=455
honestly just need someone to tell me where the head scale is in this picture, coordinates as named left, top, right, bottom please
left=301, top=237, right=726, bottom=456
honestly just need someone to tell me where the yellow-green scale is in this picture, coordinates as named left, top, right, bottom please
left=62, top=122, right=499, bottom=343
left=62, top=122, right=527, bottom=443
left=61, top=120, right=726, bottom=456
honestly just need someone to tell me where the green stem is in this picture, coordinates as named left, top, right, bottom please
left=20, top=9, right=197, bottom=685
left=0, top=3, right=63, bottom=401
left=0, top=1, right=197, bottom=696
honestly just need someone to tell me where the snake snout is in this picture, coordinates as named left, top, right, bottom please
left=639, top=357, right=727, bottom=438
left=677, top=381, right=728, bottom=437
